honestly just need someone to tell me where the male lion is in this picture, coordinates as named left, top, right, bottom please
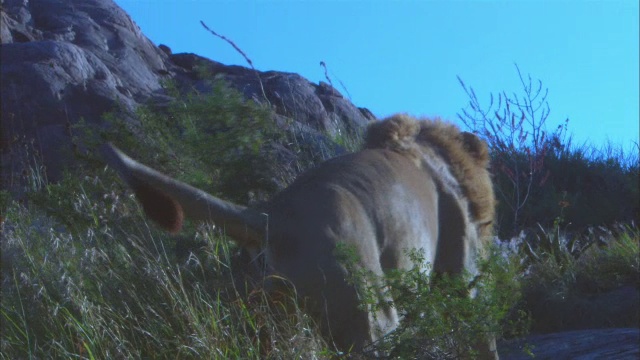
left=102, top=114, right=498, bottom=358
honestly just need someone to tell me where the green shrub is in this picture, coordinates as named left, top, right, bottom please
left=336, top=246, right=528, bottom=358
left=459, top=66, right=639, bottom=237
left=72, top=78, right=281, bottom=205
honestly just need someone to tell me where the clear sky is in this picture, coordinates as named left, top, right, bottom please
left=115, top=0, right=639, bottom=155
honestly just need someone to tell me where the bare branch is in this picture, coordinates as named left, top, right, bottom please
left=200, top=21, right=269, bottom=105
left=457, top=64, right=560, bottom=235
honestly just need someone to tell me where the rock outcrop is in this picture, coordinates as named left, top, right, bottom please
left=500, top=328, right=639, bottom=360
left=1, top=0, right=375, bottom=189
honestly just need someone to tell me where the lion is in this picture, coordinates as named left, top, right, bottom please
left=101, top=114, right=498, bottom=358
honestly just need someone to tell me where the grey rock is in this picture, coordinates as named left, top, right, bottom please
left=502, top=285, right=640, bottom=359
left=1, top=0, right=374, bottom=190
left=1, top=0, right=171, bottom=186
left=527, top=286, right=640, bottom=333
left=500, top=328, right=640, bottom=360
left=169, top=53, right=375, bottom=134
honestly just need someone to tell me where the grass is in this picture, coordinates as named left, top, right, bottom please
left=575, top=224, right=639, bottom=292
left=520, top=223, right=639, bottom=298
left=3, top=150, right=636, bottom=358
left=1, top=174, right=327, bottom=359
left=2, top=179, right=526, bottom=359
left=503, top=223, right=639, bottom=334
left=15, top=193, right=636, bottom=358
left=2, top=63, right=637, bottom=357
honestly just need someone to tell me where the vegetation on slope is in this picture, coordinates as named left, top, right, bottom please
left=2, top=69, right=638, bottom=358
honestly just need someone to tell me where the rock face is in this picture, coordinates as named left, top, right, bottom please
left=1, top=0, right=375, bottom=189
left=500, top=328, right=640, bottom=360
left=526, top=285, right=640, bottom=334
left=499, top=285, right=640, bottom=359
left=1, top=0, right=169, bottom=186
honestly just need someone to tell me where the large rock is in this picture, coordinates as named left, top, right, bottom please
left=500, top=284, right=640, bottom=359
left=500, top=328, right=639, bottom=359
left=526, top=285, right=639, bottom=334
left=169, top=53, right=375, bottom=135
left=1, top=0, right=375, bottom=190
left=1, top=0, right=171, bottom=187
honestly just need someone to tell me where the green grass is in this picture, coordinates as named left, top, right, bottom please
left=1, top=176, right=327, bottom=359
left=520, top=224, right=639, bottom=297
left=2, top=181, right=526, bottom=359
left=4, top=162, right=636, bottom=358
left=575, top=225, right=639, bottom=292
left=0, top=77, right=360, bottom=357
left=511, top=223, right=639, bottom=333
left=3, top=73, right=637, bottom=358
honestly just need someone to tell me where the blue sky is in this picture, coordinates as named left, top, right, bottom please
left=116, top=0, right=639, bottom=154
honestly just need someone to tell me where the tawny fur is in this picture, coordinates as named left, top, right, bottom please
left=102, top=113, right=499, bottom=358
left=365, top=114, right=495, bottom=239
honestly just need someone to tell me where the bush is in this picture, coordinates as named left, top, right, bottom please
left=336, top=246, right=528, bottom=358
left=540, top=144, right=639, bottom=230
left=458, top=65, right=639, bottom=237
left=74, top=78, right=281, bottom=205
